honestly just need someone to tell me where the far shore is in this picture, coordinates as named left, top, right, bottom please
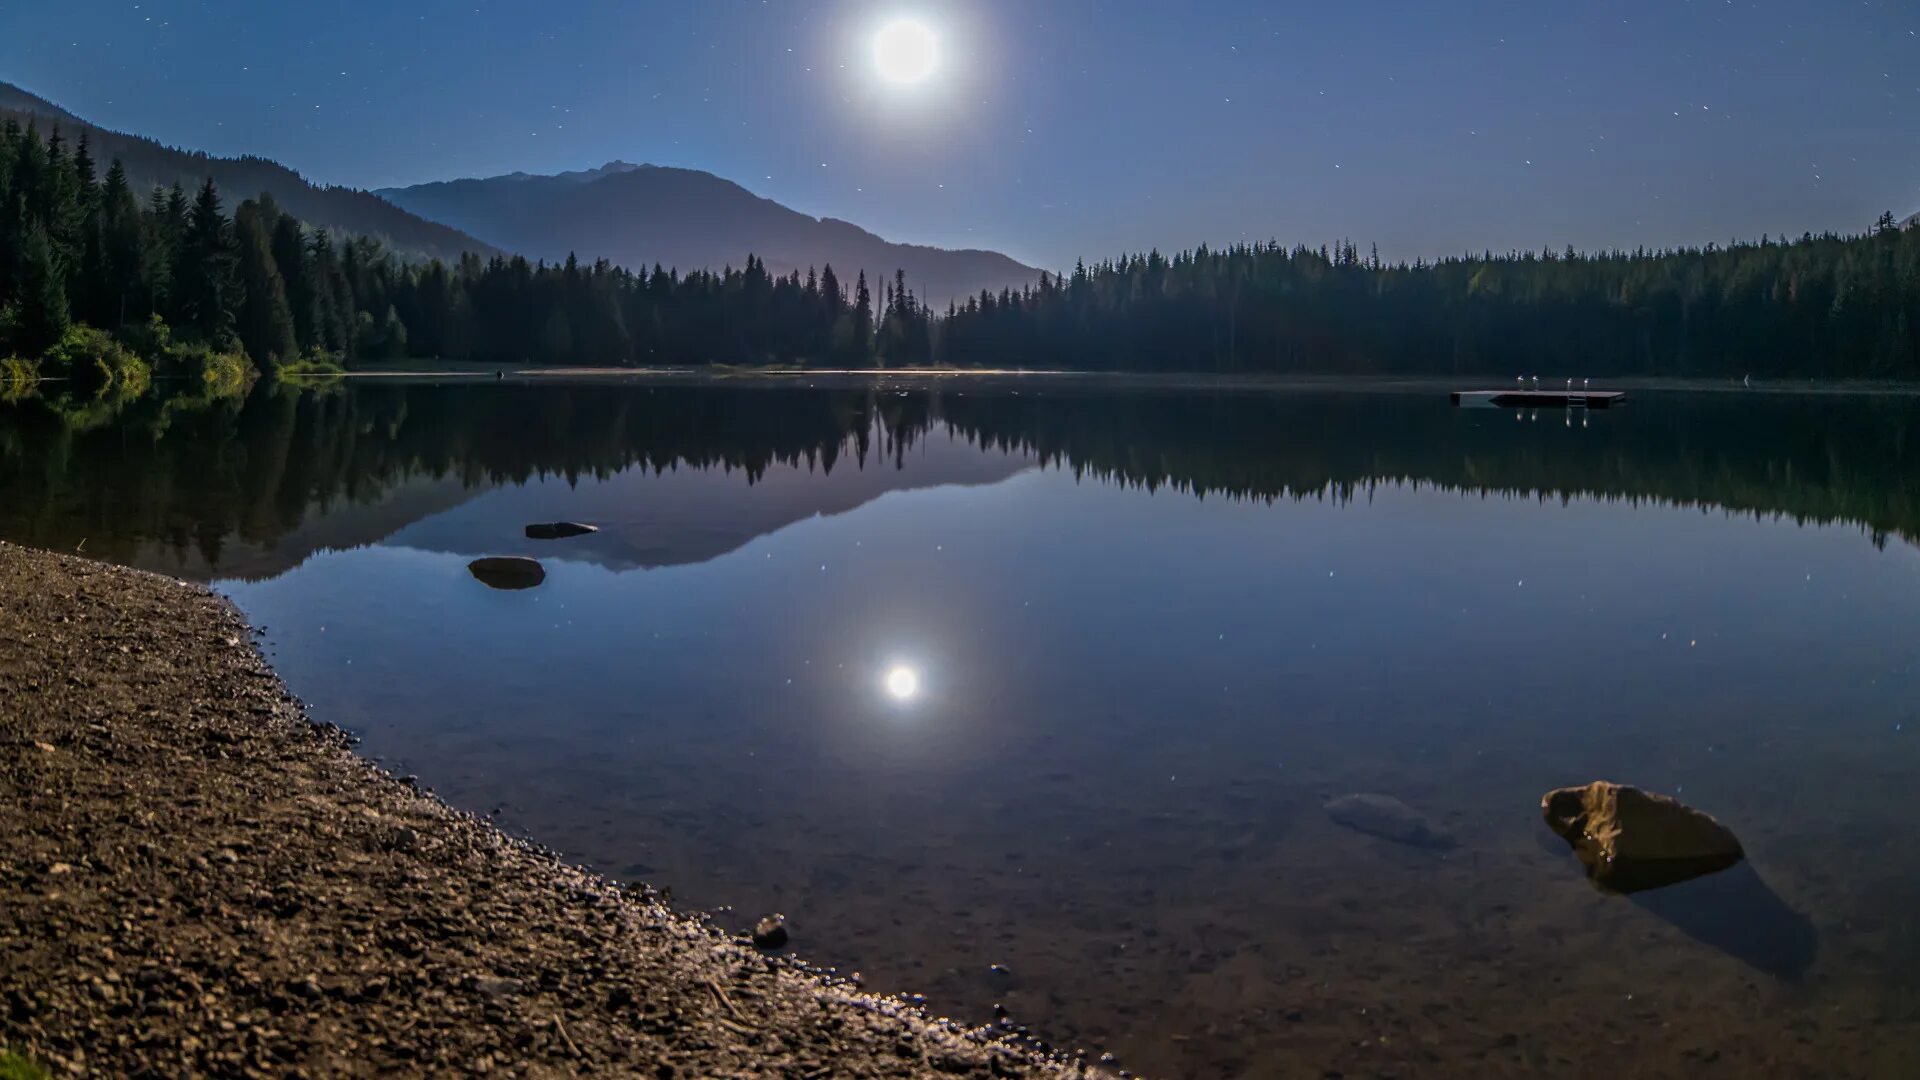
left=278, top=362, right=1920, bottom=397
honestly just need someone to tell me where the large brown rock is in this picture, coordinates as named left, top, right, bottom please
left=1541, top=781, right=1744, bottom=893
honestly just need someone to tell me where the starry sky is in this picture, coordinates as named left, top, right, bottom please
left=2, top=0, right=1916, bottom=270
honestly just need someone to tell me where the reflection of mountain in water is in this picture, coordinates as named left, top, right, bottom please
left=3, top=380, right=1920, bottom=582
left=390, top=436, right=1026, bottom=572
left=128, top=476, right=490, bottom=582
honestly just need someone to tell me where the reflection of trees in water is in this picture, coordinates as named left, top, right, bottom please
left=2, top=382, right=1919, bottom=572
left=938, top=390, right=1920, bottom=549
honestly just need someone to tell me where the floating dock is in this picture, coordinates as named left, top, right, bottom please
left=1451, top=389, right=1626, bottom=409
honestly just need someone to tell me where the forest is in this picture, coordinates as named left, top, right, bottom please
left=0, top=119, right=937, bottom=388
left=944, top=221, right=1920, bottom=378
left=3, top=117, right=1918, bottom=384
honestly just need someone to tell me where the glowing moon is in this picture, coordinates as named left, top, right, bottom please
left=873, top=18, right=939, bottom=85
left=883, top=664, right=922, bottom=701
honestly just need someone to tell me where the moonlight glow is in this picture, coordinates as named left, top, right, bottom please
left=873, top=18, right=940, bottom=85
left=883, top=664, right=922, bottom=702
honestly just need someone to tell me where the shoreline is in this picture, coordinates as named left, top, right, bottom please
left=277, top=364, right=1920, bottom=397
left=0, top=542, right=1099, bottom=1078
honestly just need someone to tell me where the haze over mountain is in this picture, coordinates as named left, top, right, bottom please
left=0, top=80, right=497, bottom=263
left=378, top=163, right=1041, bottom=306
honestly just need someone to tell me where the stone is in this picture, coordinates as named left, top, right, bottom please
left=751, top=914, right=788, bottom=950
left=525, top=522, right=599, bottom=540
left=1541, top=780, right=1744, bottom=893
left=1324, top=793, right=1456, bottom=850
left=472, top=976, right=523, bottom=999
left=468, top=557, right=546, bottom=591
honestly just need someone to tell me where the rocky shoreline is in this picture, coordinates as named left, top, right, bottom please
left=0, top=542, right=1100, bottom=1078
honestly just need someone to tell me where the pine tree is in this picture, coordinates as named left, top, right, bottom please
left=144, top=183, right=188, bottom=319
left=270, top=212, right=318, bottom=352
left=234, top=196, right=298, bottom=366
left=7, top=224, right=71, bottom=354
left=851, top=270, right=874, bottom=363
left=176, top=179, right=238, bottom=345
left=97, top=159, right=146, bottom=326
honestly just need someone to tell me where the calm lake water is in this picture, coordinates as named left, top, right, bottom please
left=5, top=378, right=1920, bottom=1077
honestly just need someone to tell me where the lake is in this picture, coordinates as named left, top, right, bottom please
left=4, top=377, right=1918, bottom=1077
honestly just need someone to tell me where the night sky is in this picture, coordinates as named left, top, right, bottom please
left=2, top=0, right=1915, bottom=269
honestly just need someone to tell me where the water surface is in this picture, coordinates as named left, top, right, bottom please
left=4, top=379, right=1918, bottom=1077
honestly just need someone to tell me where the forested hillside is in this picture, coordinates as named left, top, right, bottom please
left=4, top=115, right=1918, bottom=382
left=378, top=162, right=1038, bottom=307
left=0, top=119, right=940, bottom=382
left=942, top=224, right=1920, bottom=378
left=0, top=81, right=494, bottom=263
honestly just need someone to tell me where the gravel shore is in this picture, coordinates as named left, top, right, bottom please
left=0, top=542, right=1102, bottom=1078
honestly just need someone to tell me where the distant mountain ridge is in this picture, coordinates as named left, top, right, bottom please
left=2, top=78, right=1039, bottom=301
left=0, top=80, right=498, bottom=263
left=379, top=162, right=1041, bottom=305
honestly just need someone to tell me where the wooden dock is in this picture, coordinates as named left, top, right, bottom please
left=1451, top=389, right=1626, bottom=409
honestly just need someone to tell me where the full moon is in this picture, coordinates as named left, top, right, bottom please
left=883, top=664, right=922, bottom=702
left=873, top=18, right=939, bottom=85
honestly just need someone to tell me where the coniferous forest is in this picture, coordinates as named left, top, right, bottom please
left=3, top=117, right=1919, bottom=386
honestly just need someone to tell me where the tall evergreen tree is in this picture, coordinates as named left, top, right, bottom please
left=234, top=195, right=298, bottom=366
left=97, top=159, right=146, bottom=326
left=176, top=178, right=237, bottom=345
left=851, top=270, right=874, bottom=363
left=7, top=224, right=71, bottom=354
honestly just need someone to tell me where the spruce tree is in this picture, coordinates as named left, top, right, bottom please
left=98, top=159, right=146, bottom=326
left=234, top=196, right=298, bottom=366
left=852, top=271, right=874, bottom=363
left=176, top=178, right=238, bottom=346
left=8, top=224, right=71, bottom=354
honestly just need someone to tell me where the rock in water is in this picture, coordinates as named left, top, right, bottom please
left=468, top=556, right=546, bottom=590
left=1324, top=793, right=1456, bottom=850
left=525, top=522, right=599, bottom=541
left=752, top=914, right=789, bottom=950
left=1541, top=781, right=1744, bottom=893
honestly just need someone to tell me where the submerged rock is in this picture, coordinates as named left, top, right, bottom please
left=1324, top=793, right=1456, bottom=850
left=524, top=521, right=599, bottom=541
left=1541, top=780, right=1744, bottom=893
left=468, top=556, right=546, bottom=590
left=752, top=914, right=789, bottom=950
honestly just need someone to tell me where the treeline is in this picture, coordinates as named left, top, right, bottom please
left=943, top=221, right=1920, bottom=377
left=7, top=114, right=1920, bottom=380
left=0, top=118, right=937, bottom=380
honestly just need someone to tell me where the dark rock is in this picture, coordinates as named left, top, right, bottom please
left=1541, top=780, right=1744, bottom=893
left=525, top=522, right=599, bottom=541
left=1324, top=793, right=1456, bottom=850
left=752, top=914, right=789, bottom=950
left=468, top=557, right=546, bottom=591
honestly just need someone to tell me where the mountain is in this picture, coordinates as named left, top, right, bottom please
left=0, top=80, right=497, bottom=263
left=379, top=162, right=1041, bottom=305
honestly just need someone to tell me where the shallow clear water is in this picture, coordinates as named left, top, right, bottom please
left=5, top=380, right=1919, bottom=1077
